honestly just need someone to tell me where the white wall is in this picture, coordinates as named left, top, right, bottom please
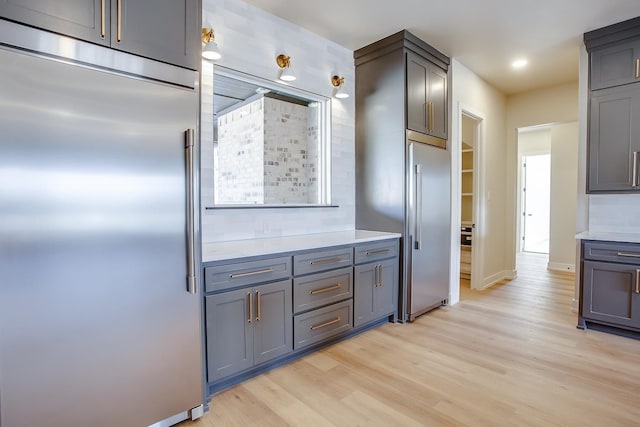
left=549, top=122, right=579, bottom=271
left=505, top=82, right=579, bottom=272
left=450, top=59, right=509, bottom=304
left=201, top=0, right=355, bottom=243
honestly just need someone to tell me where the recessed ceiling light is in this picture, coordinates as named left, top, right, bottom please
left=512, top=59, right=528, bottom=69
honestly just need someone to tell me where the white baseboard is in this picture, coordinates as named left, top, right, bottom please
left=547, top=262, right=576, bottom=273
left=479, top=270, right=517, bottom=290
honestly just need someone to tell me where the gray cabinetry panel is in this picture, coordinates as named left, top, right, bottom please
left=205, top=256, right=291, bottom=292
left=582, top=260, right=640, bottom=329
left=406, top=52, right=447, bottom=140
left=0, top=0, right=108, bottom=46
left=206, top=279, right=292, bottom=382
left=293, top=300, right=352, bottom=350
left=583, top=241, right=640, bottom=264
left=253, top=280, right=293, bottom=365
left=111, top=0, right=199, bottom=70
left=0, top=0, right=200, bottom=70
left=354, top=257, right=398, bottom=327
left=590, top=38, right=640, bottom=90
left=588, top=84, right=640, bottom=192
left=293, top=267, right=353, bottom=314
left=293, top=247, right=353, bottom=276
left=205, top=288, right=253, bottom=382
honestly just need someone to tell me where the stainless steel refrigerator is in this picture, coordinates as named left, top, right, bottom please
left=0, top=22, right=203, bottom=427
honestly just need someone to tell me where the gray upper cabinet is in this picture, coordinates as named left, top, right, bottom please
left=588, top=83, right=640, bottom=192
left=590, top=38, right=640, bottom=90
left=407, top=52, right=447, bottom=140
left=0, top=0, right=108, bottom=46
left=585, top=17, right=640, bottom=193
left=0, top=0, right=200, bottom=70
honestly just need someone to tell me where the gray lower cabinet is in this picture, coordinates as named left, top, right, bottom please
left=206, top=279, right=292, bottom=382
left=354, top=258, right=398, bottom=327
left=588, top=83, right=640, bottom=192
left=0, top=0, right=200, bottom=70
left=580, top=240, right=640, bottom=332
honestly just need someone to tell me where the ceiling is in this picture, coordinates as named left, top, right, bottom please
left=241, top=0, right=640, bottom=95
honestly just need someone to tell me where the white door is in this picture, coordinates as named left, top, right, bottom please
left=522, top=154, right=550, bottom=253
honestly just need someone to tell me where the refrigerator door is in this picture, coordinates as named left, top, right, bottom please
left=0, top=47, right=202, bottom=427
left=408, top=141, right=451, bottom=320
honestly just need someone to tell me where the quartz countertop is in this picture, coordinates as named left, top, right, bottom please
left=576, top=230, right=640, bottom=244
left=202, top=230, right=402, bottom=263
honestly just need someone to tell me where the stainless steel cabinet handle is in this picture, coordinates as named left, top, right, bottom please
left=374, top=265, right=379, bottom=287
left=310, top=257, right=342, bottom=265
left=309, top=283, right=342, bottom=295
left=378, top=264, right=384, bottom=287
left=116, top=0, right=122, bottom=43
left=636, top=270, right=640, bottom=294
left=366, top=249, right=390, bottom=256
left=617, top=252, right=640, bottom=259
left=100, top=0, right=106, bottom=38
left=633, top=151, right=639, bottom=188
left=229, top=268, right=274, bottom=279
left=256, top=291, right=261, bottom=321
left=310, top=317, right=341, bottom=331
left=414, top=164, right=423, bottom=250
left=636, top=58, right=640, bottom=79
left=247, top=292, right=253, bottom=324
left=185, top=129, right=196, bottom=294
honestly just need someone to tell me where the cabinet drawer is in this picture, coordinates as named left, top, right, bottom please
left=354, top=240, right=398, bottom=264
left=293, top=247, right=353, bottom=276
left=293, top=267, right=353, bottom=314
left=293, top=300, right=352, bottom=350
left=582, top=241, right=640, bottom=265
left=205, top=256, right=291, bottom=292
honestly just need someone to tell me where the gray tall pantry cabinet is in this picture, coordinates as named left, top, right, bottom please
left=585, top=16, right=640, bottom=193
left=0, top=0, right=200, bottom=70
left=354, top=31, right=451, bottom=321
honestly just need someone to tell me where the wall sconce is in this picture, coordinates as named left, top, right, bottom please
left=331, top=75, right=349, bottom=99
left=276, top=54, right=296, bottom=82
left=202, top=28, right=221, bottom=60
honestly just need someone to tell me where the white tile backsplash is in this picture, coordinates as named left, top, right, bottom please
left=201, top=0, right=355, bottom=243
left=589, top=194, right=640, bottom=233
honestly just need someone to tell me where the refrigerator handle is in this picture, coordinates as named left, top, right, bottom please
left=415, top=163, right=422, bottom=250
left=185, top=129, right=197, bottom=294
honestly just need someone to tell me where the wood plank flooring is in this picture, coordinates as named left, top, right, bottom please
left=182, top=253, right=640, bottom=426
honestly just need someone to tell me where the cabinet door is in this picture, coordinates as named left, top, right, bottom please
left=406, top=52, right=448, bottom=140
left=374, top=258, right=398, bottom=318
left=111, top=0, right=199, bottom=70
left=205, top=289, right=254, bottom=382
left=406, top=52, right=429, bottom=135
left=428, top=64, right=448, bottom=140
left=582, top=260, right=640, bottom=329
left=590, top=38, right=640, bottom=90
left=354, top=263, right=376, bottom=327
left=253, top=280, right=293, bottom=365
left=0, top=0, right=109, bottom=46
left=588, top=84, right=640, bottom=192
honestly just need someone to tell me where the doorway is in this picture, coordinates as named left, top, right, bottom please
left=521, top=154, right=550, bottom=253
left=459, top=113, right=480, bottom=295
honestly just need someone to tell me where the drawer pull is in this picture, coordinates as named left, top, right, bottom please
left=617, top=252, right=640, bottom=259
left=366, top=249, right=390, bottom=256
left=310, top=316, right=341, bottom=331
left=229, top=268, right=274, bottom=279
left=309, top=283, right=342, bottom=295
left=636, top=58, right=640, bottom=80
left=636, top=270, right=640, bottom=294
left=247, top=292, right=252, bottom=324
left=310, top=257, right=342, bottom=266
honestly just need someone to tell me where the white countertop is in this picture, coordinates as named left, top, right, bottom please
left=576, top=231, right=640, bottom=244
left=202, top=230, right=402, bottom=263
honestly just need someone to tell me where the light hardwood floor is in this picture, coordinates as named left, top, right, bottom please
left=182, top=253, right=640, bottom=426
